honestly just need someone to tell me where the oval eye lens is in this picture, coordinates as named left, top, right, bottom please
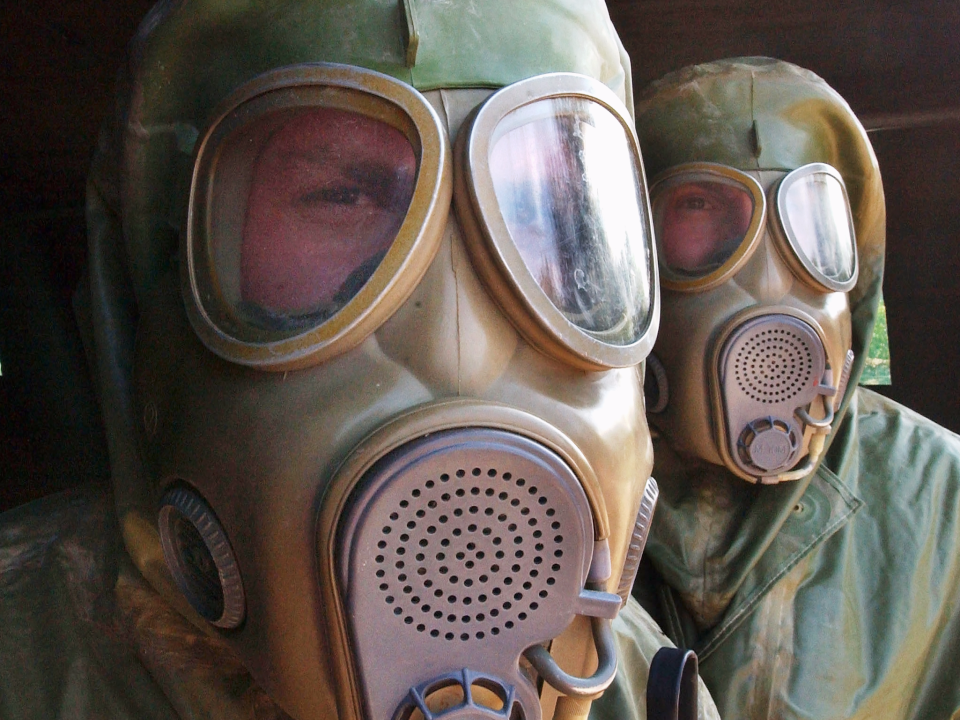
left=487, top=97, right=654, bottom=346
left=210, top=107, right=417, bottom=334
left=652, top=175, right=757, bottom=277
left=780, top=169, right=856, bottom=285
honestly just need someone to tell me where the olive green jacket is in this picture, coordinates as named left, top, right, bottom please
left=639, top=389, right=960, bottom=720
left=0, top=489, right=719, bottom=720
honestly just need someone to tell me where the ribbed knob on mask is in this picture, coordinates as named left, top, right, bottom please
left=736, top=417, right=801, bottom=471
left=158, top=486, right=245, bottom=628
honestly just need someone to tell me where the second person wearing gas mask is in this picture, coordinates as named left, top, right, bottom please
left=632, top=57, right=960, bottom=720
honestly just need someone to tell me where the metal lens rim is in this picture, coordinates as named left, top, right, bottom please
left=773, top=162, right=859, bottom=293
left=649, top=162, right=767, bottom=293
left=184, top=63, right=451, bottom=371
left=458, top=72, right=659, bottom=370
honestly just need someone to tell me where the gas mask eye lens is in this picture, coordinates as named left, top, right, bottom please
left=655, top=180, right=754, bottom=272
left=777, top=163, right=858, bottom=291
left=488, top=97, right=652, bottom=344
left=211, top=108, right=417, bottom=332
left=457, top=73, right=658, bottom=369
left=651, top=167, right=764, bottom=287
left=185, top=64, right=451, bottom=370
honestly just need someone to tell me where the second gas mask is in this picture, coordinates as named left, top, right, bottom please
left=645, top=161, right=857, bottom=483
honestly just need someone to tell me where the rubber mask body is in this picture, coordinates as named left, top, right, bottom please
left=652, top=169, right=852, bottom=483
left=116, top=57, right=655, bottom=718
left=80, top=1, right=656, bottom=717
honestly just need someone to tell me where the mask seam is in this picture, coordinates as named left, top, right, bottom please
left=439, top=88, right=463, bottom=397
left=451, top=227, right=462, bottom=396
left=751, top=72, right=760, bottom=171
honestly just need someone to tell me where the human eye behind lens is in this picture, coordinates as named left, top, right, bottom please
left=672, top=186, right=717, bottom=213
left=297, top=185, right=363, bottom=207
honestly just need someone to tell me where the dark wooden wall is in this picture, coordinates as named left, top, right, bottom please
left=1, top=1, right=958, bottom=511
left=1, top=3, right=154, bottom=510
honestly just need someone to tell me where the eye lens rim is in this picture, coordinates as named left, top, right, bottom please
left=184, top=63, right=452, bottom=371
left=773, top=162, right=859, bottom=293
left=456, top=72, right=660, bottom=371
left=649, top=162, right=767, bottom=294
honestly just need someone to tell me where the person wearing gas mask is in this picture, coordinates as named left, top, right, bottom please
left=0, top=2, right=721, bottom=720
left=632, top=57, right=960, bottom=719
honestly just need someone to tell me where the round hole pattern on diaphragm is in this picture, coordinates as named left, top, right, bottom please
left=375, top=466, right=564, bottom=641
left=733, top=327, right=814, bottom=403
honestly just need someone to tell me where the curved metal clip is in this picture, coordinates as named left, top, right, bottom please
left=795, top=397, right=835, bottom=430
left=522, top=615, right=618, bottom=698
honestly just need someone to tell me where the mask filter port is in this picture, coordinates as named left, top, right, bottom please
left=395, top=669, right=524, bottom=719
left=158, top=486, right=245, bottom=629
left=736, top=417, right=801, bottom=472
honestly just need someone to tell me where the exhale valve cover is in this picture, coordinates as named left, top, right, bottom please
left=337, top=428, right=603, bottom=720
left=717, top=314, right=828, bottom=479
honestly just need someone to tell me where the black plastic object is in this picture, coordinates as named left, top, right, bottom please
left=337, top=427, right=619, bottom=720
left=647, top=647, right=699, bottom=720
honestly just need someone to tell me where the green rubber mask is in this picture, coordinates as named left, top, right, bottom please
left=635, top=58, right=885, bottom=484
left=86, top=2, right=661, bottom=719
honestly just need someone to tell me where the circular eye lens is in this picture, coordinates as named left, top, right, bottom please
left=652, top=175, right=757, bottom=277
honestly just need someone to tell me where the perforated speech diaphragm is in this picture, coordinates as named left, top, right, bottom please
left=336, top=428, right=603, bottom=720
left=717, top=314, right=828, bottom=479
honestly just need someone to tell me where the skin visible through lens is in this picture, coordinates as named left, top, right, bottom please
left=240, top=109, right=416, bottom=316
left=658, top=181, right=754, bottom=272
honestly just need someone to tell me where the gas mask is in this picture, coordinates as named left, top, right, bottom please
left=87, top=4, right=661, bottom=719
left=646, top=162, right=856, bottom=483
left=633, top=58, right=880, bottom=485
left=621, top=58, right=886, bottom=638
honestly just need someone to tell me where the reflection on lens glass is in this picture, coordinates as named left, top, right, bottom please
left=210, top=107, right=417, bottom=333
left=781, top=171, right=855, bottom=284
left=488, top=97, right=653, bottom=345
left=652, top=175, right=755, bottom=276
